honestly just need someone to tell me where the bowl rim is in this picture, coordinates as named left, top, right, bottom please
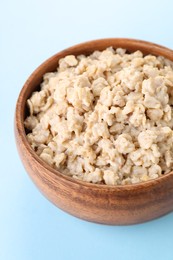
left=15, top=37, right=173, bottom=191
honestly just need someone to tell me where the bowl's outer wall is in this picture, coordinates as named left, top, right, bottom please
left=15, top=39, right=173, bottom=225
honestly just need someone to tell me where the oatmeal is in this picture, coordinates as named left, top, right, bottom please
left=24, top=47, right=173, bottom=185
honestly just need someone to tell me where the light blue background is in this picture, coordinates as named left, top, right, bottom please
left=1, top=0, right=173, bottom=259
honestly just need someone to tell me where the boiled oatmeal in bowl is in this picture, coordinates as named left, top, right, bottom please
left=24, top=47, right=173, bottom=185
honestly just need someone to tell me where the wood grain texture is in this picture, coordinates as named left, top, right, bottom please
left=15, top=38, right=173, bottom=225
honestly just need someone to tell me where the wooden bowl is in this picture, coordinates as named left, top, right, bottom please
left=15, top=38, right=173, bottom=225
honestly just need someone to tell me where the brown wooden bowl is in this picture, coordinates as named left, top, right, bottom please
left=15, top=38, right=173, bottom=225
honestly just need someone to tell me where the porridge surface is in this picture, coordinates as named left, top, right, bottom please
left=24, top=47, right=173, bottom=185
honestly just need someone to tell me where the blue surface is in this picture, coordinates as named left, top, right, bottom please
left=1, top=0, right=173, bottom=259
